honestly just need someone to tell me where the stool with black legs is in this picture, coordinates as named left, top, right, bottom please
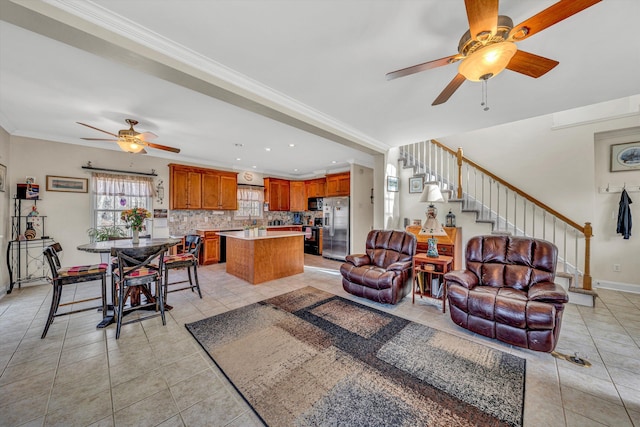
left=111, top=246, right=166, bottom=339
left=162, top=234, right=203, bottom=301
left=41, top=244, right=108, bottom=339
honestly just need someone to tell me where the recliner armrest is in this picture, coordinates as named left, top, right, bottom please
left=528, top=282, right=569, bottom=304
left=345, top=254, right=371, bottom=267
left=443, top=270, right=479, bottom=289
left=387, top=260, right=412, bottom=272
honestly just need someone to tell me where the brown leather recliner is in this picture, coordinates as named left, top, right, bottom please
left=444, top=235, right=568, bottom=352
left=340, top=230, right=416, bottom=304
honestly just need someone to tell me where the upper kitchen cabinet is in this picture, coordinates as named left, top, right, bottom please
left=170, top=164, right=237, bottom=210
left=170, top=164, right=202, bottom=209
left=305, top=178, right=326, bottom=199
left=202, top=170, right=238, bottom=210
left=264, top=177, right=290, bottom=211
left=325, top=172, right=350, bottom=197
left=289, top=181, right=306, bottom=212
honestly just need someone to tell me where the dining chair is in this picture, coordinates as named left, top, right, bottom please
left=162, top=234, right=203, bottom=300
left=41, top=243, right=108, bottom=339
left=111, top=246, right=166, bottom=339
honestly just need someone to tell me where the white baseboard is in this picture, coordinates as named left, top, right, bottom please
left=594, top=279, right=640, bottom=294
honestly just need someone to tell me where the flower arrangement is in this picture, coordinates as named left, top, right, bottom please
left=120, top=207, right=151, bottom=232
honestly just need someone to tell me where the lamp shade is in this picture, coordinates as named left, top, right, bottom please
left=422, top=216, right=447, bottom=237
left=117, top=139, right=145, bottom=154
left=458, top=42, right=517, bottom=82
left=419, top=184, right=445, bottom=204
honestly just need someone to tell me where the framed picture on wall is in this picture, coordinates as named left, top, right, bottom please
left=611, top=141, right=640, bottom=172
left=0, top=163, right=6, bottom=192
left=387, top=176, right=399, bottom=192
left=46, top=175, right=89, bottom=193
left=409, top=176, right=423, bottom=193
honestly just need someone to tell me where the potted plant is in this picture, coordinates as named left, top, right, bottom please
left=258, top=226, right=267, bottom=236
left=87, top=225, right=127, bottom=242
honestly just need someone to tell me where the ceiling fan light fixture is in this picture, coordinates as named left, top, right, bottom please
left=117, top=138, right=145, bottom=154
left=458, top=42, right=517, bottom=82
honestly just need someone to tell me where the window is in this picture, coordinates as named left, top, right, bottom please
left=92, top=173, right=154, bottom=236
left=234, top=186, right=264, bottom=219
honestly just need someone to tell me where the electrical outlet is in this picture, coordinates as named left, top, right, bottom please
left=613, top=264, right=621, bottom=272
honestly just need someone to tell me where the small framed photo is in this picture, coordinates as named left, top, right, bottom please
left=387, top=176, right=399, bottom=192
left=46, top=175, right=88, bottom=193
left=0, top=163, right=6, bottom=192
left=611, top=141, right=640, bottom=172
left=409, top=176, right=424, bottom=193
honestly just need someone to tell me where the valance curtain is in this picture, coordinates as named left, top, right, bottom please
left=92, top=172, right=155, bottom=197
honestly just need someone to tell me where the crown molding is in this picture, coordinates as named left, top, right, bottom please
left=41, top=0, right=389, bottom=154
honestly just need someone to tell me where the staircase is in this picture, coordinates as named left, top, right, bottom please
left=399, top=140, right=597, bottom=307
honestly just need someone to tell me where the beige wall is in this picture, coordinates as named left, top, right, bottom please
left=0, top=128, right=10, bottom=291
left=350, top=163, right=373, bottom=254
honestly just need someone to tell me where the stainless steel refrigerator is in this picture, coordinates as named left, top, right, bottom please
left=322, top=196, right=349, bottom=260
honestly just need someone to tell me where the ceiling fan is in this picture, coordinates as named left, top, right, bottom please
left=386, top=0, right=601, bottom=106
left=77, top=119, right=180, bottom=154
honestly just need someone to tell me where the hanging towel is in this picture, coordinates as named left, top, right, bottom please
left=616, top=189, right=632, bottom=239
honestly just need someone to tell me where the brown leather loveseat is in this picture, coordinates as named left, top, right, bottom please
left=445, top=235, right=568, bottom=352
left=340, top=230, right=416, bottom=304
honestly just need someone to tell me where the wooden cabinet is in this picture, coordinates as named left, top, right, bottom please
left=170, top=164, right=237, bottom=210
left=289, top=181, right=306, bottom=212
left=267, top=226, right=303, bottom=232
left=202, top=171, right=238, bottom=210
left=197, top=230, right=220, bottom=265
left=325, top=172, right=350, bottom=197
left=170, top=165, right=202, bottom=209
left=305, top=178, right=326, bottom=199
left=406, top=225, right=462, bottom=271
left=264, top=177, right=290, bottom=211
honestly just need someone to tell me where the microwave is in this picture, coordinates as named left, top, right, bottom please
left=308, top=197, right=323, bottom=211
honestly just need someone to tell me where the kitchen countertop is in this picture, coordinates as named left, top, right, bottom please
left=218, top=230, right=305, bottom=240
left=194, top=225, right=303, bottom=232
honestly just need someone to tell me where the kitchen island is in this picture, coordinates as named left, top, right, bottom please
left=218, top=230, right=305, bottom=284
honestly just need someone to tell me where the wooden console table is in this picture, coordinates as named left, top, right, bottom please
left=413, top=254, right=453, bottom=313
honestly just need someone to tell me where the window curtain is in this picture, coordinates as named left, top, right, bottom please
left=237, top=185, right=264, bottom=203
left=92, top=173, right=155, bottom=196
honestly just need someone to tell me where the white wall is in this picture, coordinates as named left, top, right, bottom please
left=350, top=163, right=373, bottom=254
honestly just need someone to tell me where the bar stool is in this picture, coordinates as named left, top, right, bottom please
left=111, top=246, right=166, bottom=339
left=41, top=244, right=108, bottom=339
left=162, top=234, right=202, bottom=300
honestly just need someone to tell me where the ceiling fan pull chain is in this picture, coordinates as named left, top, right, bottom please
left=481, top=78, right=489, bottom=111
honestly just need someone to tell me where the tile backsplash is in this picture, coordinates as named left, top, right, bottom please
left=168, top=210, right=323, bottom=235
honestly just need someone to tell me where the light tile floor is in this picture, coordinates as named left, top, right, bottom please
left=1, top=255, right=639, bottom=426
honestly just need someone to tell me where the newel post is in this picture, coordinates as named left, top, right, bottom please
left=456, top=147, right=463, bottom=199
left=583, top=222, right=593, bottom=290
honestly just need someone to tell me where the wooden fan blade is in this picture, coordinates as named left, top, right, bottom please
left=145, top=142, right=180, bottom=153
left=76, top=122, right=118, bottom=137
left=509, top=0, right=601, bottom=41
left=81, top=138, right=118, bottom=142
left=465, top=0, right=498, bottom=40
left=432, top=74, right=466, bottom=106
left=386, top=55, right=461, bottom=80
left=138, top=131, right=157, bottom=140
left=506, top=50, right=559, bottom=78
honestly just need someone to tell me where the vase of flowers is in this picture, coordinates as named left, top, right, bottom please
left=121, top=207, right=151, bottom=244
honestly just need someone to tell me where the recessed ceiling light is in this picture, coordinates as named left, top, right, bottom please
left=236, top=157, right=241, bottom=161
left=265, top=147, right=271, bottom=152
left=331, top=160, right=337, bottom=164
left=294, top=168, right=298, bottom=172
left=252, top=165, right=257, bottom=169
left=289, top=144, right=295, bottom=147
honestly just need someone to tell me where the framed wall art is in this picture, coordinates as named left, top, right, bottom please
left=46, top=175, right=88, bottom=193
left=0, top=163, right=6, bottom=192
left=409, top=176, right=423, bottom=193
left=611, top=141, right=640, bottom=172
left=387, top=176, right=399, bottom=192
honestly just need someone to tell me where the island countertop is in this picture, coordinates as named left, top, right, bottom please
left=218, top=230, right=305, bottom=240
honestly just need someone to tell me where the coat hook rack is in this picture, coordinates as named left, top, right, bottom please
left=599, top=183, right=640, bottom=194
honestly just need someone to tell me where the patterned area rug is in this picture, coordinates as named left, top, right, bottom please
left=186, top=287, right=525, bottom=426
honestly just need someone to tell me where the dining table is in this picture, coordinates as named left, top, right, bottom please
left=77, top=237, right=181, bottom=328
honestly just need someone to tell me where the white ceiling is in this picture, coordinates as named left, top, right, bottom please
left=1, top=0, right=639, bottom=178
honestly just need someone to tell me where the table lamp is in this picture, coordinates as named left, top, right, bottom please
left=419, top=183, right=447, bottom=257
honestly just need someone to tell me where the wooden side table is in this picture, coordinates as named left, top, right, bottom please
left=412, top=254, right=453, bottom=313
